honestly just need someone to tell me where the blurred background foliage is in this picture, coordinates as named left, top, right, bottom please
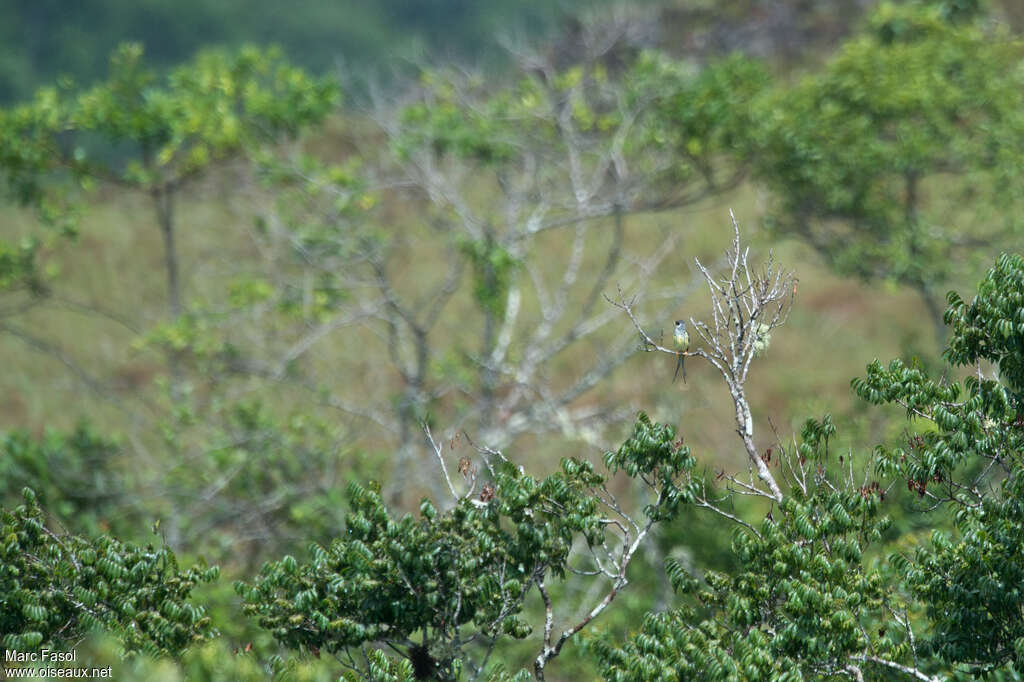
left=0, top=0, right=643, bottom=104
left=7, top=0, right=1022, bottom=105
left=3, top=0, right=1024, bottom=680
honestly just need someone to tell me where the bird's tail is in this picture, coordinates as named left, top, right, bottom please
left=673, top=353, right=686, bottom=383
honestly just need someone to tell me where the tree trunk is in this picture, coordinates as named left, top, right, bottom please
left=478, top=232, right=499, bottom=434
left=386, top=326, right=432, bottom=507
left=918, top=283, right=948, bottom=351
left=153, top=186, right=182, bottom=320
left=153, top=186, right=183, bottom=389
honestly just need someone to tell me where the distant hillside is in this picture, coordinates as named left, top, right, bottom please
left=5, top=0, right=1022, bottom=105
left=0, top=0, right=627, bottom=102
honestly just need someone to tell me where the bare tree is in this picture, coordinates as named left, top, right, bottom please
left=614, top=211, right=795, bottom=502
left=206, top=14, right=755, bottom=507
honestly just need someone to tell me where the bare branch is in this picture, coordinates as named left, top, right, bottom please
left=424, top=423, right=459, bottom=501
left=854, top=655, right=942, bottom=682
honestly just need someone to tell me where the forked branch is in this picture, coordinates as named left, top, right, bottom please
left=613, top=211, right=796, bottom=502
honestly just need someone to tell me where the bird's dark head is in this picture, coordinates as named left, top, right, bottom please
left=675, top=320, right=684, bottom=326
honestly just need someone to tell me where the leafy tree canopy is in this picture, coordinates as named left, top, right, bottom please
left=750, top=2, right=1024, bottom=335
left=0, top=42, right=337, bottom=213
left=0, top=488, right=219, bottom=658
left=238, top=414, right=695, bottom=680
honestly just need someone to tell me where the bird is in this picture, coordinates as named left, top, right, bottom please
left=673, top=319, right=689, bottom=383
left=753, top=322, right=772, bottom=357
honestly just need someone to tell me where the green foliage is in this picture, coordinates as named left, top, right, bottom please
left=155, top=398, right=356, bottom=563
left=0, top=237, right=47, bottom=298
left=0, top=423, right=135, bottom=537
left=340, top=650, right=416, bottom=681
left=855, top=356, right=975, bottom=489
left=0, top=44, right=348, bottom=569
left=142, top=310, right=246, bottom=369
left=0, top=42, right=337, bottom=251
left=10, top=10, right=1024, bottom=679
left=238, top=476, right=531, bottom=677
left=238, top=412, right=694, bottom=678
left=590, top=425, right=899, bottom=681
left=851, top=261, right=1024, bottom=499
left=604, top=413, right=695, bottom=521
left=0, top=94, right=80, bottom=235
left=945, top=253, right=1024, bottom=395
left=587, top=250, right=1024, bottom=681
left=927, top=0, right=985, bottom=23
left=397, top=74, right=518, bottom=164
left=856, top=251, right=1024, bottom=674
left=751, top=2, right=1024, bottom=316
left=5, top=634, right=340, bottom=682
left=626, top=52, right=768, bottom=189
left=88, top=43, right=333, bottom=171
left=458, top=236, right=521, bottom=317
left=395, top=50, right=765, bottom=206
left=906, top=470, right=1024, bottom=674
left=0, top=488, right=219, bottom=657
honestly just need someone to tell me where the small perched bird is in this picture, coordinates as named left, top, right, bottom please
left=673, top=319, right=689, bottom=383
left=753, top=322, right=772, bottom=357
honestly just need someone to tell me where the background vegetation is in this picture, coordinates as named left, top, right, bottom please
left=3, top=0, right=1024, bottom=680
